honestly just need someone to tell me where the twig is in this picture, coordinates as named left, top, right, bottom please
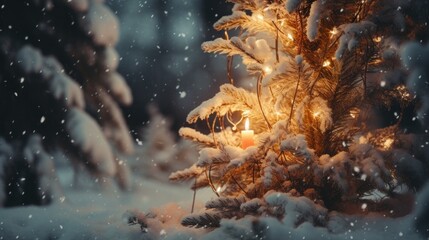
left=297, top=11, right=304, bottom=55
left=206, top=117, right=218, bottom=147
left=224, top=31, right=235, bottom=85
left=206, top=166, right=220, bottom=197
left=191, top=178, right=197, bottom=213
left=272, top=21, right=280, bottom=63
left=286, top=62, right=302, bottom=129
left=257, top=74, right=272, bottom=129
left=230, top=174, right=248, bottom=196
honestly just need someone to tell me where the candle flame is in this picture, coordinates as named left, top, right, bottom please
left=245, top=118, right=250, bottom=130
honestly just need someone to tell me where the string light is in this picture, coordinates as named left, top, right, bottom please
left=242, top=110, right=251, bottom=116
left=349, top=109, right=359, bottom=119
left=374, top=36, right=382, bottom=43
left=322, top=60, right=331, bottom=67
left=313, top=111, right=321, bottom=117
left=263, top=65, right=273, bottom=74
left=382, top=138, right=394, bottom=150
left=329, top=27, right=338, bottom=38
left=396, top=85, right=411, bottom=101
left=255, top=13, right=264, bottom=21
left=287, top=33, right=294, bottom=41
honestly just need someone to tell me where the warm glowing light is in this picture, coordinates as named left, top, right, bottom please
left=216, top=186, right=222, bottom=193
left=287, top=33, right=294, bottom=41
left=329, top=27, right=338, bottom=38
left=349, top=109, right=359, bottom=119
left=263, top=65, right=273, bottom=74
left=396, top=85, right=411, bottom=100
left=383, top=138, right=394, bottom=150
left=255, top=13, right=264, bottom=21
left=322, top=60, right=331, bottom=67
left=359, top=136, right=368, bottom=144
left=313, top=111, right=320, bottom=117
left=374, top=36, right=382, bottom=43
left=241, top=118, right=254, bottom=149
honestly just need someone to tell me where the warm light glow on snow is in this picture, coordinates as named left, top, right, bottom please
left=255, top=13, right=264, bottom=21
left=383, top=138, right=394, bottom=149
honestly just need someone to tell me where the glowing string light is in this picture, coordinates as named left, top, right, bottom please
left=322, top=60, right=331, bottom=67
left=374, top=36, right=382, bottom=43
left=263, top=65, right=273, bottom=74
left=329, top=27, right=338, bottom=38
left=255, top=13, right=264, bottom=21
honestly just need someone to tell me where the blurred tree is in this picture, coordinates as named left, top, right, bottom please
left=0, top=0, right=134, bottom=206
left=106, top=0, right=232, bottom=133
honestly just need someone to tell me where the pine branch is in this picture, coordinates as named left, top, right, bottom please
left=214, top=11, right=251, bottom=31
left=169, top=165, right=203, bottom=182
left=179, top=127, right=216, bottom=148
left=205, top=196, right=245, bottom=210
left=181, top=212, right=221, bottom=228
left=186, top=84, right=258, bottom=123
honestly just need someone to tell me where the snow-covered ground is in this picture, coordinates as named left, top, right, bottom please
left=0, top=168, right=425, bottom=240
left=0, top=168, right=213, bottom=240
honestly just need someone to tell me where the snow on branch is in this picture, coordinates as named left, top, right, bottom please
left=306, top=0, right=323, bottom=42
left=285, top=0, right=302, bottom=13
left=213, top=11, right=251, bottom=31
left=186, top=84, right=258, bottom=123
left=169, top=165, right=204, bottom=182
left=16, top=45, right=85, bottom=109
left=179, top=127, right=215, bottom=148
left=66, top=108, right=116, bottom=177
left=79, top=2, right=119, bottom=46
left=335, top=21, right=376, bottom=59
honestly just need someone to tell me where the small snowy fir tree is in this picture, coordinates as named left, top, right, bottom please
left=162, top=0, right=429, bottom=237
left=129, top=105, right=198, bottom=182
left=0, top=0, right=134, bottom=206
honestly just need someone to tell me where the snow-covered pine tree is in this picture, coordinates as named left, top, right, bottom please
left=169, top=0, right=429, bottom=233
left=0, top=0, right=134, bottom=206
